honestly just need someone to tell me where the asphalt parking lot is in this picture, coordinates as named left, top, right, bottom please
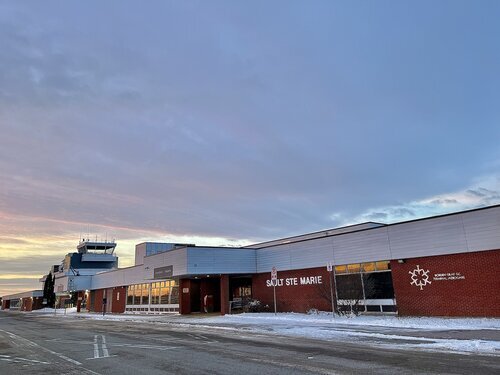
left=0, top=311, right=499, bottom=375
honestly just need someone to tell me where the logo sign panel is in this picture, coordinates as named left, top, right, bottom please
left=154, top=265, right=173, bottom=279
left=326, top=262, right=333, bottom=272
left=409, top=264, right=466, bottom=290
left=409, top=265, right=431, bottom=290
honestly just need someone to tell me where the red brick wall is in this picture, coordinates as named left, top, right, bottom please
left=111, top=287, right=126, bottom=313
left=252, top=267, right=333, bottom=313
left=179, top=279, right=191, bottom=314
left=32, top=297, right=44, bottom=311
left=220, top=275, right=230, bottom=315
left=1, top=299, right=8, bottom=309
left=391, top=249, right=500, bottom=317
left=21, top=298, right=32, bottom=311
left=92, top=289, right=104, bottom=313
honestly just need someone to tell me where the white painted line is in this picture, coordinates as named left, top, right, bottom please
left=101, top=335, right=109, bottom=358
left=50, top=352, right=82, bottom=366
left=0, top=357, right=50, bottom=365
left=93, top=335, right=100, bottom=359
left=0, top=328, right=82, bottom=366
left=13, top=357, right=51, bottom=364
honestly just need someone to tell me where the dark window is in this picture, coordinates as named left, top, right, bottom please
left=336, top=274, right=363, bottom=299
left=362, top=271, right=395, bottom=299
left=366, top=305, right=381, bottom=312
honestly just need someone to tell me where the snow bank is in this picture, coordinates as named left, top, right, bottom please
left=209, top=312, right=500, bottom=331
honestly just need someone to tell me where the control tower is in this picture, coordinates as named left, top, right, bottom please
left=54, top=239, right=119, bottom=295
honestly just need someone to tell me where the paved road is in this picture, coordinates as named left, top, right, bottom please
left=0, top=311, right=498, bottom=374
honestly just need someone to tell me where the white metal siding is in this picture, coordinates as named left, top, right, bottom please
left=389, top=215, right=468, bottom=259
left=91, top=265, right=144, bottom=290
left=257, top=245, right=293, bottom=272
left=461, top=207, right=500, bottom=252
left=333, top=228, right=391, bottom=264
left=256, top=206, right=500, bottom=270
left=257, top=229, right=391, bottom=272
left=289, top=237, right=334, bottom=269
left=134, top=243, right=146, bottom=266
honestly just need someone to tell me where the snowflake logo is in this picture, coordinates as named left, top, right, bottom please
left=409, top=265, right=431, bottom=290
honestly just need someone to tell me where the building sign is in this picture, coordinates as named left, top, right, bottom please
left=154, top=265, right=173, bottom=279
left=266, top=276, right=323, bottom=287
left=409, top=265, right=431, bottom=290
left=433, top=272, right=465, bottom=281
left=410, top=265, right=466, bottom=290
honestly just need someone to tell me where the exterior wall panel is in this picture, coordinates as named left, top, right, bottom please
left=391, top=249, right=500, bottom=317
left=91, top=265, right=144, bottom=290
left=252, top=267, right=332, bottom=313
left=332, top=229, right=391, bottom=264
left=461, top=207, right=500, bottom=252
left=257, top=246, right=292, bottom=272
left=143, top=248, right=188, bottom=279
left=111, top=287, right=126, bottom=313
left=389, top=215, right=468, bottom=259
left=135, top=243, right=147, bottom=265
left=187, top=248, right=256, bottom=274
left=254, top=206, right=500, bottom=273
left=289, top=238, right=334, bottom=270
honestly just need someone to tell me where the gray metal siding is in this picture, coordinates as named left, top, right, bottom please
left=143, top=248, right=188, bottom=279
left=257, top=246, right=293, bottom=272
left=461, top=207, right=500, bottom=252
left=290, top=237, right=334, bottom=269
left=333, top=228, right=391, bottom=264
left=257, top=229, right=391, bottom=272
left=389, top=215, right=468, bottom=259
left=256, top=206, right=500, bottom=271
left=187, top=248, right=256, bottom=274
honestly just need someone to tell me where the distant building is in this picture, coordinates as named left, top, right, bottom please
left=1, top=290, right=43, bottom=311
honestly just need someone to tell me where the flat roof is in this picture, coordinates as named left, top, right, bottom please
left=2, top=290, right=43, bottom=300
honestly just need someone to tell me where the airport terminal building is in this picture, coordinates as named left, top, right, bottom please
left=2, top=205, right=500, bottom=317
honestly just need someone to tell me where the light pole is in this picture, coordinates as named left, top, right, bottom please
left=271, top=267, right=277, bottom=316
left=327, top=262, right=335, bottom=319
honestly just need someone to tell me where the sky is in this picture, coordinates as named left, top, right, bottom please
left=1, top=1, right=499, bottom=296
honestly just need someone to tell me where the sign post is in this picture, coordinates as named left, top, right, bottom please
left=271, top=266, right=278, bottom=315
left=327, top=262, right=335, bottom=319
